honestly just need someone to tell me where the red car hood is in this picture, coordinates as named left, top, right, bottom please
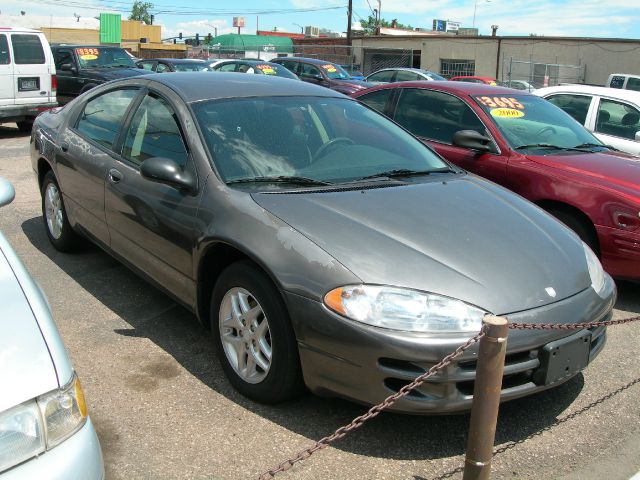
left=527, top=150, right=640, bottom=198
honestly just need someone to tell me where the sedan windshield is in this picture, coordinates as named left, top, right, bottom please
left=75, top=47, right=137, bottom=69
left=473, top=94, right=605, bottom=152
left=193, top=96, right=451, bottom=184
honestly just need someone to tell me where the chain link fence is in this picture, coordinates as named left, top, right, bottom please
left=501, top=56, right=585, bottom=88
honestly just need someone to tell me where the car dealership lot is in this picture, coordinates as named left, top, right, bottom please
left=1, top=126, right=640, bottom=479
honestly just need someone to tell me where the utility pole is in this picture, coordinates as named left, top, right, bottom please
left=376, top=0, right=381, bottom=35
left=346, top=0, right=352, bottom=44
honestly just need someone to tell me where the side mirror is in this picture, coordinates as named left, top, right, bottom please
left=0, top=177, right=15, bottom=208
left=140, top=157, right=197, bottom=194
left=452, top=130, right=493, bottom=153
left=301, top=72, right=323, bottom=82
left=60, top=63, right=78, bottom=74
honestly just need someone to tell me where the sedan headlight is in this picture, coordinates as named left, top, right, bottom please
left=324, top=285, right=487, bottom=332
left=0, top=374, right=87, bottom=473
left=583, top=241, right=606, bottom=297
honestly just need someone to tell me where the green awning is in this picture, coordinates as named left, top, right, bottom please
left=206, top=34, right=293, bottom=53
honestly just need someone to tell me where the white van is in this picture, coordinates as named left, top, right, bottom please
left=606, top=73, right=640, bottom=92
left=0, top=27, right=57, bottom=132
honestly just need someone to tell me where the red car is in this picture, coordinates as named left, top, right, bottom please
left=353, top=81, right=640, bottom=280
left=450, top=75, right=498, bottom=85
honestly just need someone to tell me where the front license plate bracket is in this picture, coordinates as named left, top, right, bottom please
left=534, top=330, right=591, bottom=386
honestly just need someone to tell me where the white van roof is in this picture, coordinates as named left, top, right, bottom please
left=0, top=26, right=44, bottom=33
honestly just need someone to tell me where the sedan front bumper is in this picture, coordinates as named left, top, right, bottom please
left=285, top=278, right=615, bottom=414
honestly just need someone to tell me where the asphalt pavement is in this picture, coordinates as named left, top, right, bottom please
left=1, top=124, right=639, bottom=480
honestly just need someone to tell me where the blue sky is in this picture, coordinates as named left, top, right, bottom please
left=2, top=0, right=640, bottom=39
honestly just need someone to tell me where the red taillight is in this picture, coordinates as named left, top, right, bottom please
left=51, top=74, right=57, bottom=92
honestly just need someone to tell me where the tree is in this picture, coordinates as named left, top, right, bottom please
left=359, top=15, right=413, bottom=35
left=129, top=1, right=154, bottom=25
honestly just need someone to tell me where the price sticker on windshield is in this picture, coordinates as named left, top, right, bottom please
left=490, top=108, right=525, bottom=118
left=256, top=64, right=276, bottom=75
left=321, top=64, right=337, bottom=73
left=477, top=96, right=524, bottom=110
left=75, top=47, right=99, bottom=60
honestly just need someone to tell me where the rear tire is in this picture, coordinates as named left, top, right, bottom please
left=549, top=208, right=599, bottom=255
left=211, top=260, right=303, bottom=403
left=41, top=171, right=81, bottom=252
left=16, top=120, right=33, bottom=133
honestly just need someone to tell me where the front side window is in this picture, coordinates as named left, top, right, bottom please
left=11, top=34, right=45, bottom=64
left=155, top=63, right=170, bottom=73
left=0, top=35, right=9, bottom=64
left=595, top=99, right=640, bottom=140
left=395, top=89, right=486, bottom=144
left=54, top=49, right=73, bottom=68
left=138, top=61, right=155, bottom=71
left=123, top=94, right=189, bottom=167
left=173, top=62, right=209, bottom=72
left=76, top=89, right=138, bottom=149
left=395, top=71, right=421, bottom=82
left=473, top=94, right=603, bottom=151
left=357, top=89, right=394, bottom=114
left=193, top=96, right=450, bottom=184
left=300, top=63, right=321, bottom=78
left=545, top=94, right=592, bottom=125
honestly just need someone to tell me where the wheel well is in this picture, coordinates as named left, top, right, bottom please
left=197, top=243, right=277, bottom=329
left=37, top=158, right=53, bottom=189
left=536, top=200, right=600, bottom=254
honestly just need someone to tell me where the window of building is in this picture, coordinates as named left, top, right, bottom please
left=440, top=59, right=475, bottom=78
left=76, top=89, right=139, bottom=149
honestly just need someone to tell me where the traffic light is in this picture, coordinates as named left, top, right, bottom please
left=195, top=33, right=200, bottom=46
left=178, top=32, right=182, bottom=39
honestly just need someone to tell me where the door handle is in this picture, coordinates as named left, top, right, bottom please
left=108, top=169, right=123, bottom=184
left=60, top=142, right=69, bottom=152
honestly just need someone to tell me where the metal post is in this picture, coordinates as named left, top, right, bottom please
left=462, top=315, right=508, bottom=480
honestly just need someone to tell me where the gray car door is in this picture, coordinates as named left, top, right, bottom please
left=57, top=87, right=140, bottom=246
left=104, top=89, right=202, bottom=306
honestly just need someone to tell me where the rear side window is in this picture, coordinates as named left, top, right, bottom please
left=76, top=89, right=139, bottom=149
left=0, top=35, right=9, bottom=64
left=627, top=78, right=640, bottom=92
left=11, top=34, right=45, bottom=64
left=367, top=70, right=395, bottom=83
left=358, top=89, right=394, bottom=114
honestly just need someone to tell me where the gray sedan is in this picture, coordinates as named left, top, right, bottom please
left=30, top=73, right=614, bottom=413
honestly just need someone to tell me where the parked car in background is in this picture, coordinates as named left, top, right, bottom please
left=271, top=56, right=372, bottom=95
left=497, top=80, right=538, bottom=92
left=210, top=59, right=298, bottom=79
left=366, top=67, right=446, bottom=84
left=136, top=58, right=211, bottom=72
left=0, top=27, right=57, bottom=132
left=535, top=85, right=640, bottom=156
left=353, top=81, right=640, bottom=280
left=0, top=177, right=104, bottom=478
left=606, top=73, right=640, bottom=91
left=339, top=64, right=365, bottom=80
left=30, top=73, right=614, bottom=414
left=50, top=44, right=146, bottom=103
left=450, top=75, right=497, bottom=85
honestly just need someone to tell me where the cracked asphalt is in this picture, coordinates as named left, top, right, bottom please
left=1, top=124, right=639, bottom=480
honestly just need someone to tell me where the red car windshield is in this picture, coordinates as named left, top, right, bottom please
left=473, top=94, right=604, bottom=151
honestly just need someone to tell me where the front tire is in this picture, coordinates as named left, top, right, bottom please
left=550, top=208, right=599, bottom=255
left=16, top=120, right=33, bottom=133
left=41, top=170, right=80, bottom=252
left=211, top=261, right=303, bottom=403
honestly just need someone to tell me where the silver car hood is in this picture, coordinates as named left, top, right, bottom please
left=252, top=175, right=591, bottom=314
left=0, top=235, right=60, bottom=412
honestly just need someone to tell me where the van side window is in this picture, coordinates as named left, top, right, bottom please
left=11, top=34, right=45, bottom=64
left=0, top=35, right=9, bottom=64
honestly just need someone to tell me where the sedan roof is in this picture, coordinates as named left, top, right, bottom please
left=354, top=80, right=533, bottom=97
left=142, top=71, right=344, bottom=103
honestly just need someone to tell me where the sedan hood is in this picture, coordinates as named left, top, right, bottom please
left=529, top=150, right=640, bottom=197
left=0, top=247, right=57, bottom=412
left=253, top=175, right=592, bottom=314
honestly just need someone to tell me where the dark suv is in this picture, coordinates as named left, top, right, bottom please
left=51, top=45, right=147, bottom=103
left=271, top=57, right=371, bottom=95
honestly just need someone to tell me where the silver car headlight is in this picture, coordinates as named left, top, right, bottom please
left=324, top=285, right=487, bottom=332
left=583, top=241, right=606, bottom=297
left=0, top=373, right=87, bottom=473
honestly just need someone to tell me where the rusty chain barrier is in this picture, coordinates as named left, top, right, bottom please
left=258, top=314, right=640, bottom=480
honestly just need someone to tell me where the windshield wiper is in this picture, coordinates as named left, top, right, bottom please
left=226, top=175, right=332, bottom=186
left=356, top=168, right=455, bottom=181
left=573, top=142, right=618, bottom=151
left=514, top=143, right=589, bottom=152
